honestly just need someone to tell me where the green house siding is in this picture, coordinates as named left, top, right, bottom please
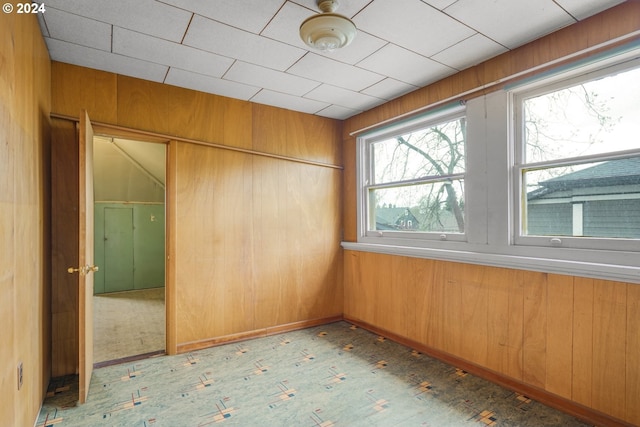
left=526, top=203, right=572, bottom=236
left=584, top=199, right=640, bottom=238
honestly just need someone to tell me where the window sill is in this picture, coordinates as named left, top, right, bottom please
left=341, top=241, right=640, bottom=284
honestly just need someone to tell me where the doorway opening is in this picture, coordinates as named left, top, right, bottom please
left=91, top=135, right=167, bottom=366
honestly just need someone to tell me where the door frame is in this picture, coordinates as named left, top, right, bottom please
left=90, top=123, right=175, bottom=356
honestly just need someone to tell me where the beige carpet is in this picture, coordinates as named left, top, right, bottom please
left=93, top=287, right=165, bottom=363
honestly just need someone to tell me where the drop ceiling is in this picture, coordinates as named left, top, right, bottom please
left=36, top=0, right=625, bottom=120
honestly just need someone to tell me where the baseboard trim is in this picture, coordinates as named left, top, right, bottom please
left=344, top=316, right=634, bottom=427
left=93, top=350, right=166, bottom=369
left=176, top=315, right=343, bottom=353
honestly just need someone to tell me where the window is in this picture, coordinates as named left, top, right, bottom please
left=513, top=60, right=640, bottom=251
left=349, top=49, right=640, bottom=282
left=358, top=105, right=466, bottom=246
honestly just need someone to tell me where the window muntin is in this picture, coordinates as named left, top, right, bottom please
left=369, top=179, right=465, bottom=233
left=362, top=110, right=467, bottom=239
left=515, top=61, right=640, bottom=247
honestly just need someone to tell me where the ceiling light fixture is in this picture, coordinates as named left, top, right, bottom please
left=299, top=0, right=357, bottom=52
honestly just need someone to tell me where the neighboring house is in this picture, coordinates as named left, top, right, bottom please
left=526, top=157, right=640, bottom=238
left=375, top=206, right=420, bottom=230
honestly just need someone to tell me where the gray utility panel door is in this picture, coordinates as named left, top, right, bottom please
left=104, top=207, right=135, bottom=293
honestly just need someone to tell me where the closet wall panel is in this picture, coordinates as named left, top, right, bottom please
left=50, top=62, right=343, bottom=363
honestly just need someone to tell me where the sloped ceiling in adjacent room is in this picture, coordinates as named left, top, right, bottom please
left=93, top=136, right=166, bottom=203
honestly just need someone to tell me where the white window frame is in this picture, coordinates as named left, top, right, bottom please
left=511, top=57, right=640, bottom=252
left=346, top=45, right=640, bottom=284
left=356, top=104, right=467, bottom=249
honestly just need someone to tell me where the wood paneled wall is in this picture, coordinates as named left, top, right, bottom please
left=50, top=63, right=343, bottom=364
left=344, top=252, right=640, bottom=425
left=341, top=2, right=640, bottom=425
left=172, top=145, right=342, bottom=345
left=0, top=7, right=52, bottom=427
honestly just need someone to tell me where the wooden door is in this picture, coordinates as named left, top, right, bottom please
left=78, top=110, right=97, bottom=403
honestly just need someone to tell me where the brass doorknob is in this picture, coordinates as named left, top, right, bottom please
left=67, top=265, right=99, bottom=275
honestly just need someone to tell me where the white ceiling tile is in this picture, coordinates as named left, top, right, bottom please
left=444, top=0, right=574, bottom=49
left=554, top=0, right=626, bottom=20
left=251, top=89, right=330, bottom=115
left=184, top=15, right=306, bottom=71
left=315, top=104, right=362, bottom=120
left=354, top=0, right=476, bottom=57
left=45, top=38, right=168, bottom=82
left=304, top=84, right=384, bottom=111
left=113, top=27, right=233, bottom=78
left=40, top=0, right=192, bottom=42
left=36, top=12, right=49, bottom=37
left=431, top=34, right=508, bottom=71
left=358, top=44, right=455, bottom=86
left=287, top=53, right=384, bottom=91
left=262, top=2, right=387, bottom=64
left=289, top=0, right=372, bottom=19
left=224, top=61, right=320, bottom=96
left=41, top=7, right=111, bottom=51
left=322, top=31, right=389, bottom=65
left=161, top=0, right=284, bottom=33
left=165, top=68, right=260, bottom=101
left=261, top=1, right=320, bottom=50
left=423, top=0, right=458, bottom=10
left=361, top=78, right=418, bottom=100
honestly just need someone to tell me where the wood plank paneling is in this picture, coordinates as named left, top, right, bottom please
left=506, top=269, right=524, bottom=381
left=484, top=267, right=512, bottom=376
left=522, top=271, right=548, bottom=389
left=167, top=86, right=225, bottom=144
left=545, top=274, right=574, bottom=399
left=343, top=252, right=639, bottom=425
left=1, top=9, right=51, bottom=427
left=427, top=260, right=448, bottom=351
left=252, top=104, right=288, bottom=156
left=572, top=277, right=594, bottom=407
left=224, top=98, right=252, bottom=150
left=172, top=139, right=342, bottom=345
left=408, top=256, right=434, bottom=345
left=456, top=263, right=488, bottom=367
left=343, top=251, right=362, bottom=321
left=252, top=156, right=287, bottom=328
left=117, top=76, right=169, bottom=133
left=627, top=284, right=640, bottom=425
left=51, top=62, right=117, bottom=123
left=591, top=279, right=627, bottom=420
left=342, top=136, right=357, bottom=242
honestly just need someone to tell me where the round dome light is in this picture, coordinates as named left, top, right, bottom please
left=299, top=1, right=356, bottom=52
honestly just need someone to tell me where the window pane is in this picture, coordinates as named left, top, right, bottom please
left=371, top=117, right=466, bottom=184
left=369, top=179, right=465, bottom=233
left=523, top=66, right=640, bottom=162
left=523, top=156, right=640, bottom=238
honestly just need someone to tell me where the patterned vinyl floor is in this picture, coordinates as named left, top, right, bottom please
left=38, top=321, right=592, bottom=426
